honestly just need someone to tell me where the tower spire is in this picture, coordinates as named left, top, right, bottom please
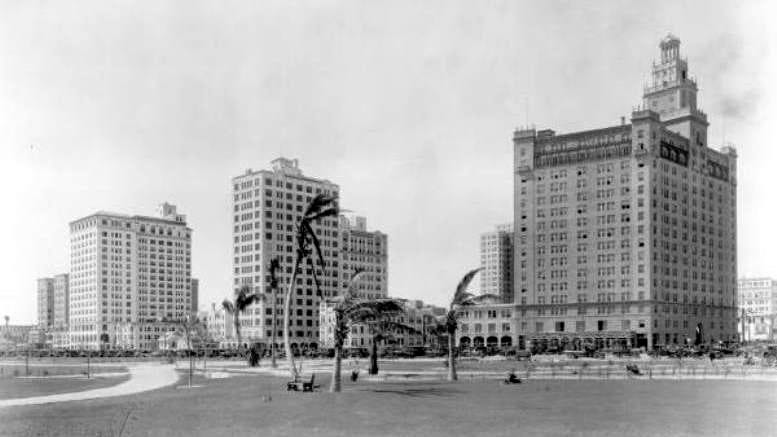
left=641, top=34, right=708, bottom=144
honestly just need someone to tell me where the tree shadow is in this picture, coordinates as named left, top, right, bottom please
left=364, top=384, right=462, bottom=398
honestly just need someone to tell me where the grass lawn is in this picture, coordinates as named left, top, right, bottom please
left=0, top=374, right=130, bottom=400
left=1, top=371, right=775, bottom=436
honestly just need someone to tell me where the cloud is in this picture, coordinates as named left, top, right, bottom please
left=719, top=88, right=762, bottom=121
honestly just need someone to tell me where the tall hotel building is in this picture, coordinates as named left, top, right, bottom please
left=320, top=215, right=388, bottom=349
left=480, top=223, right=514, bottom=302
left=512, top=35, right=737, bottom=350
left=232, top=158, right=340, bottom=349
left=338, top=215, right=388, bottom=299
left=69, top=203, right=192, bottom=350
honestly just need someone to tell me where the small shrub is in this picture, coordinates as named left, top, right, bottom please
left=13, top=369, right=19, bottom=377
left=43, top=370, right=49, bottom=377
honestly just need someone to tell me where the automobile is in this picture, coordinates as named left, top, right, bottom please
left=346, top=348, right=369, bottom=358
left=515, top=350, right=532, bottom=361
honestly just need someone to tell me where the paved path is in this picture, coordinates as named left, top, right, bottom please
left=0, top=363, right=179, bottom=408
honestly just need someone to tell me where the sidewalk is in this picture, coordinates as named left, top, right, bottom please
left=0, top=363, right=179, bottom=408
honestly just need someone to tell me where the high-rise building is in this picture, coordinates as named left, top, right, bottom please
left=231, top=158, right=340, bottom=350
left=510, top=35, right=738, bottom=350
left=480, top=223, right=514, bottom=302
left=37, top=278, right=54, bottom=330
left=338, top=215, right=388, bottom=299
left=737, top=278, right=777, bottom=341
left=52, top=273, right=69, bottom=348
left=191, top=278, right=199, bottom=314
left=69, top=203, right=193, bottom=350
left=318, top=214, right=390, bottom=349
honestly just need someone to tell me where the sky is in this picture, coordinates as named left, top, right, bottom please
left=1, top=1, right=775, bottom=324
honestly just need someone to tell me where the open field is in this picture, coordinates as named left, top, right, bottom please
left=1, top=366, right=776, bottom=436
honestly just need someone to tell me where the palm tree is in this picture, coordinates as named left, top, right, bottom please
left=4, top=315, right=8, bottom=329
left=442, top=268, right=497, bottom=381
left=326, top=269, right=405, bottom=392
left=269, top=257, right=281, bottom=368
left=222, top=285, right=262, bottom=362
left=283, top=194, right=339, bottom=380
left=365, top=317, right=420, bottom=375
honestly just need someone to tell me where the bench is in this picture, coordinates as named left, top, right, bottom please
left=287, top=373, right=320, bottom=392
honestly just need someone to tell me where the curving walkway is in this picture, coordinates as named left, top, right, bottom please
left=0, top=363, right=179, bottom=408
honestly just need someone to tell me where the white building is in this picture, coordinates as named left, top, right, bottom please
left=738, top=278, right=777, bottom=341
left=320, top=298, right=446, bottom=351
left=68, top=203, right=193, bottom=350
left=480, top=223, right=514, bottom=302
left=232, top=158, right=340, bottom=350
left=510, top=35, right=738, bottom=350
left=205, top=302, right=234, bottom=344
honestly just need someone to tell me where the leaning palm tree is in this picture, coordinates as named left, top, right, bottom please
left=366, top=317, right=420, bottom=375
left=222, top=285, right=261, bottom=362
left=283, top=193, right=339, bottom=380
left=442, top=268, right=497, bottom=381
left=268, top=257, right=281, bottom=368
left=327, top=269, right=405, bottom=392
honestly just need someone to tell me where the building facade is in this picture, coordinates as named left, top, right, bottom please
left=52, top=273, right=69, bottom=348
left=510, top=35, right=738, bottom=350
left=231, top=158, right=340, bottom=350
left=191, top=278, right=199, bottom=314
left=480, top=223, right=514, bottom=302
left=205, top=302, right=235, bottom=346
left=69, top=203, right=193, bottom=350
left=339, top=215, right=388, bottom=299
left=37, top=278, right=54, bottom=330
left=0, top=325, right=35, bottom=350
left=738, top=278, right=777, bottom=341
left=320, top=298, right=446, bottom=351
left=456, top=299, right=518, bottom=350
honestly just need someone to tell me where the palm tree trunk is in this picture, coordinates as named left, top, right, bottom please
left=369, top=336, right=379, bottom=375
left=271, top=290, right=277, bottom=368
left=234, top=312, right=242, bottom=357
left=284, top=257, right=302, bottom=380
left=447, top=330, right=457, bottom=381
left=330, top=344, right=342, bottom=392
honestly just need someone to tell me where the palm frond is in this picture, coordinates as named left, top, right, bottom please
left=345, top=268, right=366, bottom=300
left=307, top=206, right=339, bottom=222
left=452, top=268, right=482, bottom=307
left=303, top=194, right=338, bottom=218
left=461, top=293, right=501, bottom=305
left=302, top=221, right=326, bottom=270
left=377, top=320, right=421, bottom=336
left=346, top=299, right=405, bottom=322
left=222, top=300, right=235, bottom=314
